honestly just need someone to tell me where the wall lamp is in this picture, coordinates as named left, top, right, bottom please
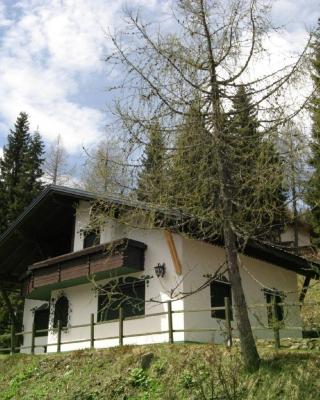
left=154, top=263, right=166, bottom=278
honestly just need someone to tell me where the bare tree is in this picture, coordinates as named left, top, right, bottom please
left=279, top=122, right=310, bottom=253
left=102, top=0, right=312, bottom=370
left=44, top=134, right=71, bottom=185
left=80, top=139, right=130, bottom=195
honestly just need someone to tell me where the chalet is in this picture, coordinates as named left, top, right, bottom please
left=0, top=185, right=318, bottom=353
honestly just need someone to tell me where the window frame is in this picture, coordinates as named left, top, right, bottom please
left=264, top=288, right=285, bottom=326
left=33, top=304, right=50, bottom=337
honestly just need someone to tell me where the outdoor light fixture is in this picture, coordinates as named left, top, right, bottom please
left=154, top=263, right=166, bottom=278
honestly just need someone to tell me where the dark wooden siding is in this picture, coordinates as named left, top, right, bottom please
left=23, top=239, right=146, bottom=298
left=33, top=266, right=59, bottom=287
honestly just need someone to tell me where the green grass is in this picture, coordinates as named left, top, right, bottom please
left=0, top=344, right=319, bottom=399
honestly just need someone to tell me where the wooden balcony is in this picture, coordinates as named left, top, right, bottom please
left=22, top=238, right=147, bottom=300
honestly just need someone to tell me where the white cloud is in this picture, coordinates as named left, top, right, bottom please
left=0, top=0, right=126, bottom=152
left=0, top=2, right=12, bottom=27
left=271, top=0, right=318, bottom=31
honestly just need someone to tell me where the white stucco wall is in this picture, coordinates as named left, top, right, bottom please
left=180, top=236, right=301, bottom=343
left=22, top=200, right=302, bottom=353
left=73, top=200, right=91, bottom=251
left=239, top=253, right=301, bottom=340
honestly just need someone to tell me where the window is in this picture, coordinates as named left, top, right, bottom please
left=83, top=230, right=100, bottom=249
left=264, top=289, right=284, bottom=325
left=53, top=295, right=69, bottom=328
left=34, top=304, right=50, bottom=337
left=98, top=277, right=145, bottom=322
left=210, top=278, right=232, bottom=320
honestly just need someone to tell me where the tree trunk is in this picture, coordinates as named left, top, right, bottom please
left=223, top=222, right=261, bottom=371
left=292, top=184, right=299, bottom=255
left=216, top=141, right=260, bottom=371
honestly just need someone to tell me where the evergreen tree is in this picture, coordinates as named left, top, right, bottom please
left=136, top=121, right=167, bottom=203
left=27, top=130, right=45, bottom=197
left=306, top=20, right=320, bottom=241
left=228, top=85, right=287, bottom=241
left=0, top=112, right=45, bottom=231
left=168, top=100, right=220, bottom=221
left=0, top=180, right=7, bottom=233
left=0, top=113, right=44, bottom=349
left=0, top=290, right=23, bottom=351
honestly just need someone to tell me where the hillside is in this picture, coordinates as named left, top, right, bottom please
left=0, top=344, right=320, bottom=400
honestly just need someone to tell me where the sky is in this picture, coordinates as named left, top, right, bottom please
left=0, top=0, right=318, bottom=163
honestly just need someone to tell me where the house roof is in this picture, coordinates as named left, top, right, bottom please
left=0, top=185, right=318, bottom=283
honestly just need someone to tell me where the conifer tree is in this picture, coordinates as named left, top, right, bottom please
left=0, top=112, right=45, bottom=232
left=306, top=20, right=320, bottom=241
left=0, top=113, right=44, bottom=348
left=136, top=121, right=167, bottom=203
left=229, top=85, right=287, bottom=241
left=168, top=100, right=220, bottom=221
left=26, top=130, right=45, bottom=197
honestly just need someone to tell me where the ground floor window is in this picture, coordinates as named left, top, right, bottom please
left=53, top=295, right=69, bottom=328
left=34, top=304, right=50, bottom=337
left=98, top=277, right=145, bottom=322
left=210, top=277, right=233, bottom=320
left=264, top=289, right=284, bottom=325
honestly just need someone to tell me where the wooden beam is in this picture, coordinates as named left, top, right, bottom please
left=0, top=282, right=19, bottom=327
left=164, top=230, right=182, bottom=275
left=299, top=276, right=311, bottom=303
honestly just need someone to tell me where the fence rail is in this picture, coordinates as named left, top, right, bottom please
left=1, top=299, right=319, bottom=355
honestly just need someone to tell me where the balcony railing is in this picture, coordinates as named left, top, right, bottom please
left=22, top=238, right=147, bottom=300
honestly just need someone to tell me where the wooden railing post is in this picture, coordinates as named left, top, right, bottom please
left=167, top=301, right=174, bottom=344
left=224, top=297, right=232, bottom=348
left=10, top=323, right=15, bottom=355
left=57, top=320, right=62, bottom=353
left=31, top=321, right=36, bottom=355
left=272, top=298, right=280, bottom=350
left=90, top=313, right=95, bottom=349
left=119, top=307, right=124, bottom=346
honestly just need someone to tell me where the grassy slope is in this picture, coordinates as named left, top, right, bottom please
left=0, top=344, right=319, bottom=400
